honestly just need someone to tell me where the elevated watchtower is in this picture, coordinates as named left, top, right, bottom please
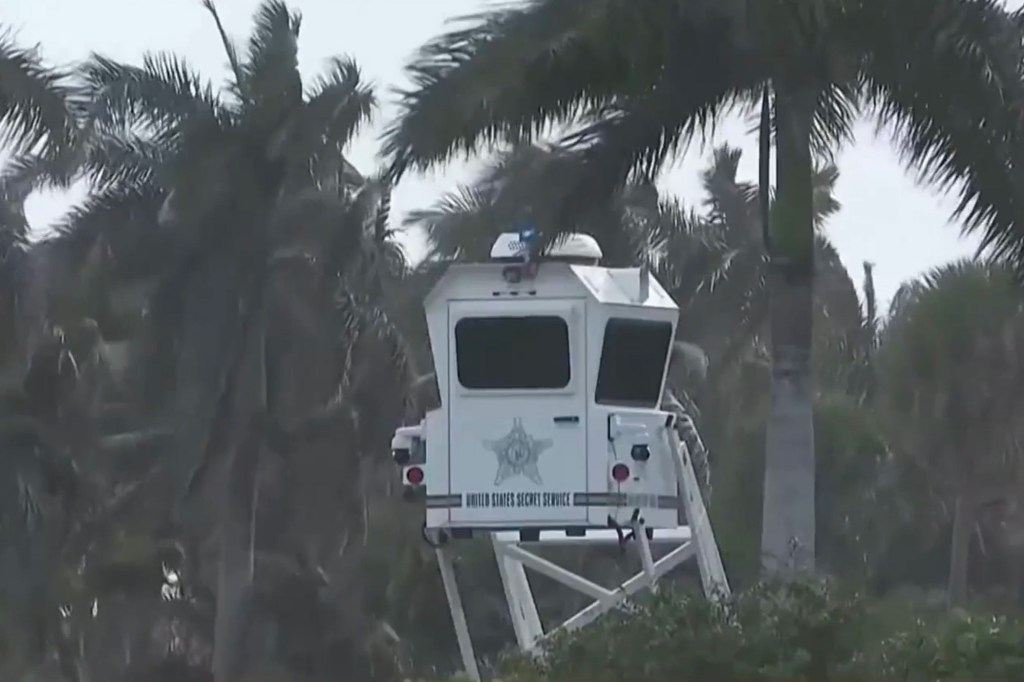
left=391, top=231, right=729, bottom=679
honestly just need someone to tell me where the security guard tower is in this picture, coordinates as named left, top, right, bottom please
left=391, top=231, right=729, bottom=679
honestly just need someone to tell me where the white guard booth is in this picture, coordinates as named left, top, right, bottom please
left=391, top=232, right=729, bottom=680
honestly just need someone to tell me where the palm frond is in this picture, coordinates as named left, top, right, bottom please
left=407, top=141, right=672, bottom=266
left=0, top=152, right=74, bottom=202
left=79, top=52, right=223, bottom=134
left=585, top=181, right=661, bottom=267
left=298, top=57, right=376, bottom=184
left=646, top=197, right=725, bottom=289
left=270, top=189, right=365, bottom=284
left=855, top=0, right=1024, bottom=272
left=335, top=291, right=414, bottom=391
left=376, top=239, right=409, bottom=282
left=404, top=184, right=497, bottom=261
left=477, top=143, right=563, bottom=189
left=289, top=291, right=415, bottom=440
left=305, top=57, right=376, bottom=143
left=699, top=143, right=840, bottom=235
left=238, top=0, right=302, bottom=110
left=54, top=182, right=161, bottom=239
left=679, top=238, right=768, bottom=363
left=0, top=194, right=29, bottom=242
left=373, top=175, right=393, bottom=242
left=50, top=183, right=168, bottom=282
left=485, top=145, right=607, bottom=232
left=700, top=144, right=758, bottom=238
left=382, top=0, right=675, bottom=176
left=364, top=177, right=410, bottom=279
left=341, top=178, right=410, bottom=287
left=81, top=128, right=171, bottom=193
left=877, top=257, right=1024, bottom=478
left=0, top=28, right=78, bottom=156
left=810, top=82, right=859, bottom=161
left=811, top=162, right=842, bottom=227
left=560, top=17, right=765, bottom=215
left=200, top=0, right=246, bottom=93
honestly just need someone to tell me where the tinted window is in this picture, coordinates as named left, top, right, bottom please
left=596, top=318, right=673, bottom=407
left=455, top=316, right=570, bottom=389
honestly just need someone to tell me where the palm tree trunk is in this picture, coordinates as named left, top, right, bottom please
left=947, top=491, right=976, bottom=608
left=212, top=305, right=267, bottom=682
left=861, top=262, right=878, bottom=398
left=760, top=83, right=817, bottom=576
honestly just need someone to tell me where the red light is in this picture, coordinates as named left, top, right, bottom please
left=406, top=466, right=424, bottom=486
left=611, top=463, right=630, bottom=482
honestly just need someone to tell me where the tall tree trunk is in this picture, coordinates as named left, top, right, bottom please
left=212, top=304, right=267, bottom=682
left=861, top=262, right=877, bottom=398
left=758, top=86, right=772, bottom=253
left=761, top=83, right=817, bottom=576
left=947, top=491, right=975, bottom=608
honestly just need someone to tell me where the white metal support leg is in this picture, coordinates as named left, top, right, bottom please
left=631, top=518, right=658, bottom=594
left=492, top=534, right=544, bottom=650
left=431, top=429, right=729, bottom=674
left=546, top=538, right=695, bottom=640
left=488, top=528, right=699, bottom=653
left=435, top=547, right=481, bottom=682
left=667, top=429, right=731, bottom=600
left=500, top=543, right=615, bottom=602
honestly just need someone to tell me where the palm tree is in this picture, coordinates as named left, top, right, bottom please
left=0, top=195, right=42, bottom=394
left=877, top=259, right=1024, bottom=607
left=0, top=28, right=80, bottom=397
left=4, top=2, right=403, bottom=679
left=0, top=291, right=180, bottom=682
left=0, top=181, right=410, bottom=682
left=0, top=32, right=134, bottom=681
left=381, top=0, right=1024, bottom=575
left=661, top=145, right=853, bottom=371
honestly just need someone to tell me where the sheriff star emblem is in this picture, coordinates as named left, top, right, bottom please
left=485, top=418, right=552, bottom=486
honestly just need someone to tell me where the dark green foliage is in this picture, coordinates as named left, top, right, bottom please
left=876, top=612, right=1024, bottom=680
left=385, top=0, right=1024, bottom=273
left=501, top=580, right=1024, bottom=681
left=503, top=580, right=864, bottom=681
left=0, top=26, right=78, bottom=157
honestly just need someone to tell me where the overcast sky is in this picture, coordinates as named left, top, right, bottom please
left=6, top=0, right=1020, bottom=311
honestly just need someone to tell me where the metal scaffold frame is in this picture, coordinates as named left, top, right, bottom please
left=432, top=430, right=730, bottom=681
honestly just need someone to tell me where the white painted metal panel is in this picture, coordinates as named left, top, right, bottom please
left=447, top=298, right=589, bottom=527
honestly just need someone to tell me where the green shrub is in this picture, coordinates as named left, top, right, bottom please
left=500, top=579, right=1024, bottom=681
left=503, top=579, right=866, bottom=681
left=875, top=611, right=1024, bottom=680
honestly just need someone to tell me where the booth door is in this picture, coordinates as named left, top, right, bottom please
left=447, top=298, right=589, bottom=527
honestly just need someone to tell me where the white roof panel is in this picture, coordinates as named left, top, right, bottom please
left=423, top=261, right=677, bottom=312
left=570, top=265, right=677, bottom=309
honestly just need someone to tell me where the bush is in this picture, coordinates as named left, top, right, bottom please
left=875, top=612, right=1024, bottom=680
left=499, top=579, right=1024, bottom=681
